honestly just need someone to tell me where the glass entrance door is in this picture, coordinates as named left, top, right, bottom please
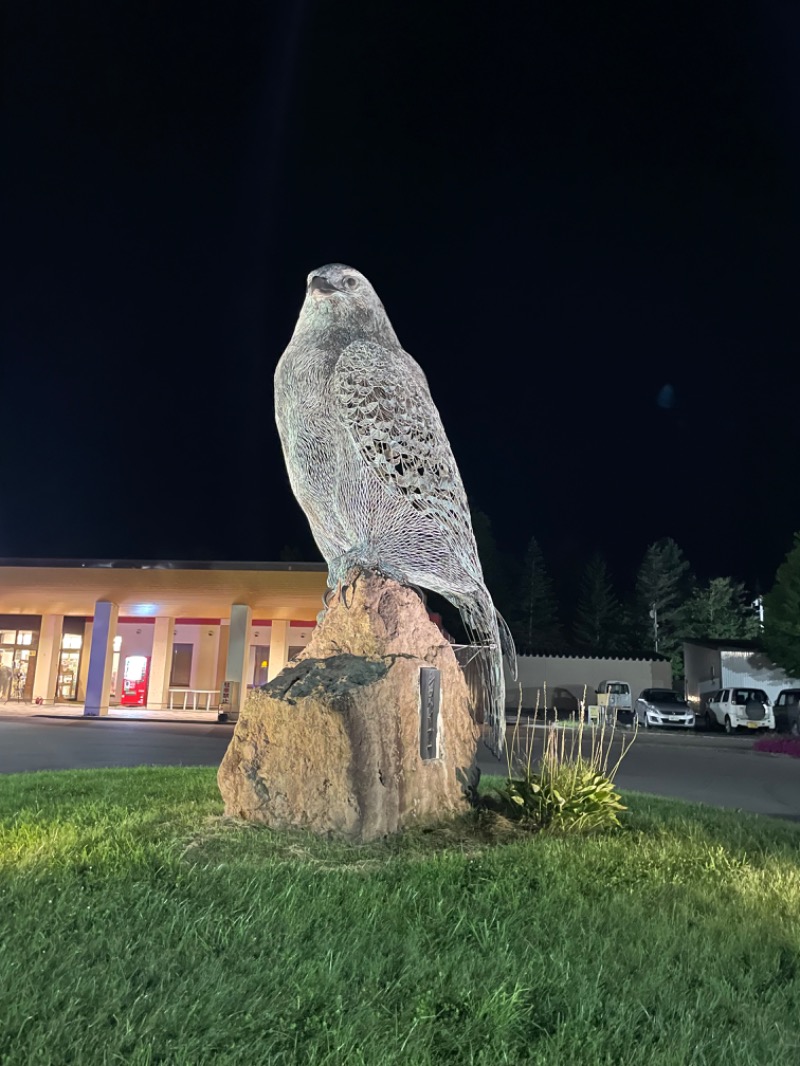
left=57, top=650, right=81, bottom=701
left=0, top=649, right=13, bottom=700
left=12, top=651, right=33, bottom=699
left=0, top=649, right=33, bottom=700
left=0, top=629, right=38, bottom=701
left=57, top=633, right=84, bottom=701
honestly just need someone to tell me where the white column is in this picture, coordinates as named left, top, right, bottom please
left=267, top=619, right=290, bottom=681
left=215, top=624, right=230, bottom=698
left=194, top=626, right=220, bottom=692
left=32, top=614, right=64, bottom=704
left=224, top=604, right=252, bottom=716
left=146, top=617, right=175, bottom=710
left=84, top=602, right=119, bottom=716
left=77, top=622, right=93, bottom=702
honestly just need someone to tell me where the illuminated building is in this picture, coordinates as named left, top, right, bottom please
left=0, top=559, right=327, bottom=717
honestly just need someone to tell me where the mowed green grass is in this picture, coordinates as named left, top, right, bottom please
left=1, top=767, right=799, bottom=1066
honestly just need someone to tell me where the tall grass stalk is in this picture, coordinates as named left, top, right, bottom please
left=499, top=684, right=638, bottom=831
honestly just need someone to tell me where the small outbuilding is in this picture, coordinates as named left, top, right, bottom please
left=683, top=638, right=800, bottom=709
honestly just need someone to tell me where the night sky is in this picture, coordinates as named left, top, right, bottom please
left=5, top=1, right=800, bottom=602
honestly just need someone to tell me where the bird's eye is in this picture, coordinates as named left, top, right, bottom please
left=343, top=276, right=359, bottom=290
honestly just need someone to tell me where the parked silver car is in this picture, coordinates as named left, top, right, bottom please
left=634, top=689, right=695, bottom=729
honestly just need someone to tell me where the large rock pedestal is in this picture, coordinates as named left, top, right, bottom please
left=217, top=573, right=480, bottom=841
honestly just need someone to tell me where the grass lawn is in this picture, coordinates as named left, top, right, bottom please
left=1, top=767, right=799, bottom=1065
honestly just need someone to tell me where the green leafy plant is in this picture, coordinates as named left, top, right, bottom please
left=495, top=687, right=635, bottom=832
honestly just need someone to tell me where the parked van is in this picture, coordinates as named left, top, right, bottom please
left=596, top=680, right=633, bottom=718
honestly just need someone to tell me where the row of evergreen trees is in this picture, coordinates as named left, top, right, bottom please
left=469, top=511, right=762, bottom=677
left=282, top=511, right=789, bottom=679
left=480, top=522, right=800, bottom=685
left=763, top=532, right=800, bottom=682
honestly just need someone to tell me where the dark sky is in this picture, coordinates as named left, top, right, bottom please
left=5, top=1, right=800, bottom=600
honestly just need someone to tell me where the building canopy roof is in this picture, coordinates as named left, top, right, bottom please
left=0, top=559, right=328, bottom=620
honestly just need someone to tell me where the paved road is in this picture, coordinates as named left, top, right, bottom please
left=478, top=727, right=800, bottom=821
left=1, top=715, right=799, bottom=821
left=0, top=716, right=231, bottom=773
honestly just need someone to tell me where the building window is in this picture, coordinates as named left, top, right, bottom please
left=252, top=646, right=270, bottom=687
left=170, top=643, right=193, bottom=687
left=1, top=629, right=34, bottom=646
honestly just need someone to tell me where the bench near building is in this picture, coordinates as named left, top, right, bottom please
left=0, top=559, right=328, bottom=718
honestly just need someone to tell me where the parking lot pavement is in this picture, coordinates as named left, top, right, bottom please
left=2, top=715, right=798, bottom=821
left=0, top=716, right=233, bottom=774
left=478, top=723, right=800, bottom=820
left=0, top=701, right=218, bottom=724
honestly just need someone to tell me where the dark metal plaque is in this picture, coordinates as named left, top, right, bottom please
left=419, top=667, right=441, bottom=760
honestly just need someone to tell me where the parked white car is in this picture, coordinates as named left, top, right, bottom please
left=705, top=688, right=775, bottom=734
left=634, top=689, right=695, bottom=729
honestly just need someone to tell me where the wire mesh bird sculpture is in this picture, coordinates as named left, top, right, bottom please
left=274, top=264, right=516, bottom=753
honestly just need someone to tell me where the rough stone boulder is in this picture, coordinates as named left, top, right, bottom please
left=217, top=572, right=480, bottom=841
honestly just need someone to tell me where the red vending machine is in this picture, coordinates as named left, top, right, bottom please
left=121, top=655, right=150, bottom=706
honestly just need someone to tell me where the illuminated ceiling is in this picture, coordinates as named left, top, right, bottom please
left=0, top=565, right=328, bottom=620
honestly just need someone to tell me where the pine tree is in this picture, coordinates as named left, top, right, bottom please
left=573, top=553, right=621, bottom=653
left=616, top=594, right=645, bottom=657
left=469, top=505, right=516, bottom=626
left=763, top=533, right=800, bottom=678
left=510, top=535, right=561, bottom=652
left=681, top=577, right=761, bottom=641
left=635, top=538, right=693, bottom=672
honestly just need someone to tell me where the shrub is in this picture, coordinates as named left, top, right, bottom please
left=753, top=735, right=800, bottom=759
left=494, top=688, right=636, bottom=832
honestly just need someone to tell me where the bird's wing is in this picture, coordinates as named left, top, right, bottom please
left=331, top=340, right=477, bottom=553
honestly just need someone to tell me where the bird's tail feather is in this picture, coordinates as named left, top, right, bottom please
left=457, top=587, right=516, bottom=756
left=496, top=609, right=518, bottom=680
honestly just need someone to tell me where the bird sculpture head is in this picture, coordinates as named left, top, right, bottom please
left=306, top=262, right=375, bottom=300
left=295, top=263, right=398, bottom=346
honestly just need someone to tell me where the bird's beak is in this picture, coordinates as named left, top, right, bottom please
left=308, top=275, right=340, bottom=295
